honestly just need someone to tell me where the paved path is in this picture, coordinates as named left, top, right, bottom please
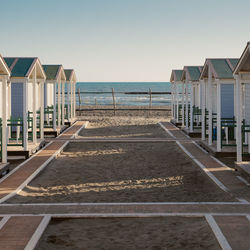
left=0, top=121, right=249, bottom=249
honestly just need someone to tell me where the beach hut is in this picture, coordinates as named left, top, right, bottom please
left=199, top=58, right=238, bottom=153
left=0, top=55, right=11, bottom=164
left=170, top=70, right=184, bottom=126
left=3, top=57, right=46, bottom=155
left=181, top=66, right=203, bottom=136
left=233, top=42, right=250, bottom=163
left=42, top=65, right=66, bottom=136
left=64, top=69, right=77, bottom=125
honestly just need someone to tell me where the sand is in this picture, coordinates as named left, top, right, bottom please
left=7, top=141, right=234, bottom=203
left=36, top=217, right=220, bottom=250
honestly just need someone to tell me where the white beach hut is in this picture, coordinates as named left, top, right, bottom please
left=181, top=66, right=203, bottom=136
left=42, top=65, right=67, bottom=136
left=64, top=69, right=77, bottom=125
left=199, top=58, right=238, bottom=154
left=4, top=57, right=46, bottom=155
left=170, top=70, right=184, bottom=126
left=0, top=55, right=11, bottom=164
left=233, top=42, right=250, bottom=163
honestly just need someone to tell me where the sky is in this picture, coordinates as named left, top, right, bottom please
left=1, top=0, right=250, bottom=82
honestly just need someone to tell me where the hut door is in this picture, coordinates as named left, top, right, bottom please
left=11, top=83, right=23, bottom=118
left=221, top=84, right=234, bottom=119
left=245, top=83, right=250, bottom=124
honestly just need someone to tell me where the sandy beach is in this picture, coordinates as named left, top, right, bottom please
left=37, top=217, right=220, bottom=250
left=7, top=110, right=234, bottom=203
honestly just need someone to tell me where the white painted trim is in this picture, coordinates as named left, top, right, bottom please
left=24, top=215, right=51, bottom=250
left=205, top=215, right=232, bottom=250
left=158, top=122, right=176, bottom=138
left=176, top=141, right=229, bottom=192
left=0, top=141, right=68, bottom=204
left=0, top=142, right=53, bottom=185
left=0, top=215, right=10, bottom=230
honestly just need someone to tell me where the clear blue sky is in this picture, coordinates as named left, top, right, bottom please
left=1, top=0, right=250, bottom=81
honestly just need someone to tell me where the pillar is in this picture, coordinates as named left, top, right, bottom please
left=185, top=80, right=189, bottom=130
left=208, top=66, right=213, bottom=145
left=40, top=81, right=44, bottom=140
left=236, top=75, right=242, bottom=162
left=216, top=81, right=221, bottom=152
left=32, top=68, right=37, bottom=144
left=201, top=80, right=206, bottom=141
left=23, top=79, right=28, bottom=151
left=53, top=82, right=57, bottom=131
left=2, top=76, right=8, bottom=163
left=61, top=81, right=65, bottom=126
left=190, top=83, right=194, bottom=132
left=67, top=82, right=70, bottom=121
left=57, top=80, right=61, bottom=128
left=182, top=82, right=185, bottom=127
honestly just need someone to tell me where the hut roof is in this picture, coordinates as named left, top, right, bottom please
left=170, top=70, right=183, bottom=82
left=233, top=42, right=250, bottom=74
left=4, top=57, right=37, bottom=77
left=42, top=65, right=62, bottom=80
left=200, top=58, right=239, bottom=79
left=0, top=55, right=10, bottom=76
left=64, top=69, right=77, bottom=82
left=182, top=66, right=202, bottom=81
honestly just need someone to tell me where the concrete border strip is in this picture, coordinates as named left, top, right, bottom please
left=246, top=215, right=250, bottom=222
left=1, top=201, right=247, bottom=206
left=210, top=155, right=234, bottom=171
left=0, top=213, right=250, bottom=217
left=0, top=142, right=53, bottom=185
left=236, top=176, right=250, bottom=186
left=176, top=141, right=229, bottom=192
left=0, top=141, right=69, bottom=204
left=158, top=122, right=176, bottom=139
left=205, top=215, right=232, bottom=250
left=0, top=215, right=10, bottom=230
left=74, top=121, right=89, bottom=138
left=24, top=215, right=51, bottom=250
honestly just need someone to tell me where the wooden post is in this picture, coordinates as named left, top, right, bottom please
left=149, top=88, right=152, bottom=115
left=78, top=88, right=81, bottom=111
left=112, top=88, right=116, bottom=115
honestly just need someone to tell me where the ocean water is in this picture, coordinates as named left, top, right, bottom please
left=75, top=82, right=171, bottom=106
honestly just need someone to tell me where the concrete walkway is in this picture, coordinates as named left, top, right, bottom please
left=0, top=121, right=249, bottom=249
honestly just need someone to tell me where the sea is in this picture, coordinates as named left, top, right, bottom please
left=75, top=82, right=171, bottom=106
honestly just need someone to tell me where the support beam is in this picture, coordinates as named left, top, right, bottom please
left=1, top=76, right=8, bottom=163
left=216, top=81, right=221, bottom=152
left=53, top=82, right=57, bottom=131
left=70, top=81, right=73, bottom=120
left=176, top=83, right=179, bottom=122
left=201, top=80, right=206, bottom=141
left=182, top=82, right=185, bottom=127
left=61, top=81, right=65, bottom=126
left=57, top=80, right=61, bottom=128
left=40, top=81, right=44, bottom=140
left=32, top=67, right=37, bottom=144
left=73, top=83, right=76, bottom=118
left=23, top=79, right=28, bottom=151
left=190, top=83, right=194, bottom=132
left=208, top=66, right=213, bottom=146
left=185, top=80, right=189, bottom=130
left=236, top=75, right=242, bottom=162
left=67, top=82, right=70, bottom=121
